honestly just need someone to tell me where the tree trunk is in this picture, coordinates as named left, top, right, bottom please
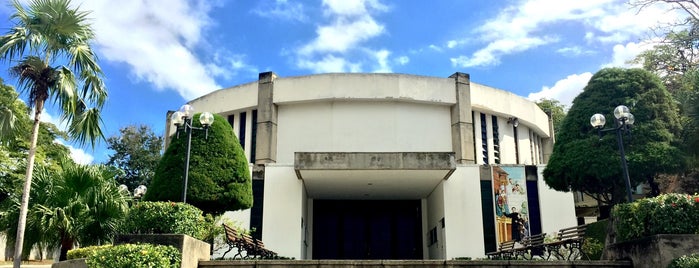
left=59, top=237, right=74, bottom=261
left=13, top=99, right=44, bottom=268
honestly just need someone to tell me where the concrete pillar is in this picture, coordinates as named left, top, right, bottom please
left=164, top=110, right=176, bottom=149
left=542, top=110, right=555, bottom=164
left=449, top=72, right=476, bottom=164
left=255, top=71, right=278, bottom=165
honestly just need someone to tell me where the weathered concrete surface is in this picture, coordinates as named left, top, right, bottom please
left=50, top=258, right=86, bottom=268
left=198, top=260, right=631, bottom=268
left=116, top=234, right=210, bottom=268
left=449, top=72, right=475, bottom=165
left=295, top=152, right=456, bottom=171
left=603, top=234, right=699, bottom=268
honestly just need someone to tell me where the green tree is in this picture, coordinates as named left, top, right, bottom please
left=106, top=124, right=163, bottom=191
left=2, top=161, right=129, bottom=261
left=543, top=68, right=684, bottom=205
left=145, top=113, right=253, bottom=215
left=535, top=98, right=567, bottom=135
left=0, top=0, right=107, bottom=265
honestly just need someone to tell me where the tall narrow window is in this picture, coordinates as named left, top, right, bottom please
left=491, top=115, right=500, bottom=164
left=480, top=113, right=489, bottom=164
left=513, top=124, right=519, bottom=164
left=251, top=110, right=258, bottom=163
left=227, top=114, right=235, bottom=131
left=529, top=130, right=535, bottom=164
left=239, top=111, right=247, bottom=149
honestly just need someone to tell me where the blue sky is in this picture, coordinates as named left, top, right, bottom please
left=0, top=0, right=684, bottom=164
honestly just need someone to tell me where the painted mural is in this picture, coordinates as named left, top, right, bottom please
left=492, top=166, right=530, bottom=243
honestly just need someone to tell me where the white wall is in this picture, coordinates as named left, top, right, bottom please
left=536, top=165, right=577, bottom=234
left=426, top=182, right=446, bottom=259
left=189, top=82, right=259, bottom=115
left=470, top=83, right=550, bottom=138
left=262, top=165, right=305, bottom=259
left=442, top=165, right=485, bottom=259
left=274, top=73, right=456, bottom=105
left=276, top=101, right=453, bottom=164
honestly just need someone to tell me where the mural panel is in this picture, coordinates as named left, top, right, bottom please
left=492, top=166, right=530, bottom=243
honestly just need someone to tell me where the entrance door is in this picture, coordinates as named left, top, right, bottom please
left=313, top=200, right=422, bottom=259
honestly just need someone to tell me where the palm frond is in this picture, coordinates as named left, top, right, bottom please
left=0, top=106, right=17, bottom=142
left=79, top=70, right=106, bottom=107
left=68, top=107, right=104, bottom=148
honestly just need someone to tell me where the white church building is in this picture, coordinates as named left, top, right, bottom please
left=168, top=72, right=577, bottom=260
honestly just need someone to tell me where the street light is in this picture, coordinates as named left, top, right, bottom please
left=171, top=104, right=214, bottom=203
left=590, top=105, right=635, bottom=203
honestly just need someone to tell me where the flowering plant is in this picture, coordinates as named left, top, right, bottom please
left=613, top=193, right=699, bottom=241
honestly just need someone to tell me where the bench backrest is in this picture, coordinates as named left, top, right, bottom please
left=555, top=225, right=587, bottom=241
left=499, top=240, right=516, bottom=250
left=520, top=233, right=546, bottom=247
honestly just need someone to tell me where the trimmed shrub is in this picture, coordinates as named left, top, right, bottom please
left=668, top=253, right=699, bottom=268
left=613, top=193, right=699, bottom=241
left=86, top=243, right=181, bottom=268
left=122, top=201, right=207, bottom=240
left=145, top=113, right=253, bottom=215
left=67, top=245, right=112, bottom=260
left=583, top=219, right=608, bottom=260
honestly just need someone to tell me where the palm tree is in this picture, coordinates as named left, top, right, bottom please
left=0, top=0, right=107, bottom=266
left=30, top=161, right=130, bottom=261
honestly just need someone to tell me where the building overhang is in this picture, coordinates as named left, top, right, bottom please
left=294, top=152, right=456, bottom=200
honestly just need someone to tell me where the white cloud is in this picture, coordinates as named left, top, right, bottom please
left=54, top=139, right=94, bottom=165
left=295, top=0, right=390, bottom=73
left=373, top=49, right=391, bottom=72
left=601, top=41, right=654, bottom=68
left=556, top=46, right=594, bottom=57
left=395, top=56, right=409, bottom=65
left=252, top=0, right=307, bottom=22
left=528, top=72, right=593, bottom=108
left=452, top=0, right=684, bottom=68
left=78, top=0, right=249, bottom=100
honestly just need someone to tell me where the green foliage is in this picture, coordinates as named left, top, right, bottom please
left=106, top=124, right=163, bottom=191
left=86, top=243, right=181, bottom=268
left=583, top=220, right=608, bottom=260
left=582, top=237, right=604, bottom=260
left=613, top=193, right=699, bottom=241
left=67, top=245, right=112, bottom=260
left=544, top=68, right=684, bottom=205
left=535, top=98, right=567, bottom=133
left=122, top=201, right=207, bottom=240
left=145, top=113, right=252, bottom=215
left=669, top=253, right=699, bottom=268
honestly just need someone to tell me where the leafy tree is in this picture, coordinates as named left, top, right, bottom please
left=145, top=113, right=253, bottom=215
left=106, top=124, right=163, bottom=191
left=535, top=98, right=567, bottom=135
left=543, top=68, right=684, bottom=205
left=0, top=0, right=108, bottom=265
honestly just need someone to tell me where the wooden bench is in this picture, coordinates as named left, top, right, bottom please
left=222, top=223, right=278, bottom=259
left=514, top=233, right=548, bottom=260
left=486, top=240, right=517, bottom=259
left=544, top=224, right=588, bottom=260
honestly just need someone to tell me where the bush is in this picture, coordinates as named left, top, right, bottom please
left=668, top=253, right=699, bottom=268
left=583, top=219, right=608, bottom=260
left=122, top=201, right=207, bottom=240
left=86, top=243, right=181, bottom=268
left=67, top=245, right=112, bottom=260
left=613, top=193, right=699, bottom=241
left=145, top=113, right=253, bottom=215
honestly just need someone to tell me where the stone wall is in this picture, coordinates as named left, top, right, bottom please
left=603, top=234, right=699, bottom=268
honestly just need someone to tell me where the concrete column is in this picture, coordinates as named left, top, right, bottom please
left=255, top=71, right=278, bottom=165
left=164, top=110, right=175, bottom=149
left=542, top=110, right=555, bottom=164
left=448, top=72, right=476, bottom=164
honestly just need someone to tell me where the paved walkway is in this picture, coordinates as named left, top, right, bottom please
left=0, top=264, right=51, bottom=268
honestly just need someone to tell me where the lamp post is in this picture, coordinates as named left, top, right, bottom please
left=590, top=105, right=635, bottom=203
left=171, top=104, right=214, bottom=203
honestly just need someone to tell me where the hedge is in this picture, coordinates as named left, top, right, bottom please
left=86, top=243, right=180, bottom=268
left=613, top=193, right=699, bottom=241
left=121, top=201, right=207, bottom=240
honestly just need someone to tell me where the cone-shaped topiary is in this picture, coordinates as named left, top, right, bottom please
left=145, top=113, right=252, bottom=215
